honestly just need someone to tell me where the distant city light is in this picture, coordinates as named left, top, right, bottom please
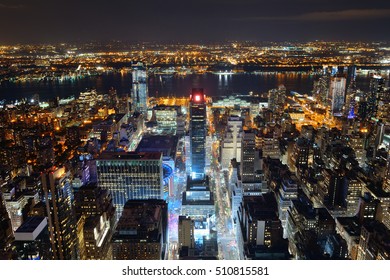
left=1, top=41, right=390, bottom=262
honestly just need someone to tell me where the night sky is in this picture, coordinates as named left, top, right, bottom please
left=0, top=0, right=390, bottom=43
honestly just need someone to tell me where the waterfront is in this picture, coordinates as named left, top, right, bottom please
left=0, top=71, right=377, bottom=102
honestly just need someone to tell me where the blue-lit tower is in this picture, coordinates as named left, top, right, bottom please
left=189, top=88, right=206, bottom=179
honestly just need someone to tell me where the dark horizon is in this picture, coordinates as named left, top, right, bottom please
left=1, top=0, right=390, bottom=44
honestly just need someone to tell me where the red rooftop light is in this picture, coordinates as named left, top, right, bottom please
left=191, top=93, right=205, bottom=103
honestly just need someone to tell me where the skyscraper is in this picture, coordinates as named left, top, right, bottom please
left=75, top=183, right=115, bottom=219
left=267, top=85, right=286, bottom=120
left=241, top=130, right=256, bottom=183
left=318, top=169, right=345, bottom=210
left=367, top=75, right=386, bottom=120
left=111, top=200, right=167, bottom=260
left=189, top=88, right=207, bottom=178
left=344, top=171, right=364, bottom=216
left=79, top=215, right=113, bottom=260
left=290, top=137, right=310, bottom=173
left=344, top=80, right=357, bottom=118
left=384, top=151, right=390, bottom=192
left=41, top=166, right=78, bottom=260
left=178, top=216, right=195, bottom=251
left=131, top=62, right=148, bottom=117
left=357, top=221, right=390, bottom=260
left=96, top=152, right=163, bottom=219
left=240, top=130, right=264, bottom=195
left=313, top=75, right=329, bottom=107
left=277, top=175, right=298, bottom=238
left=239, top=194, right=285, bottom=258
left=220, top=116, right=243, bottom=170
left=329, top=75, right=346, bottom=117
left=74, top=183, right=115, bottom=260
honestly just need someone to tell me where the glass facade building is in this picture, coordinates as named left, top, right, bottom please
left=329, top=75, right=346, bottom=117
left=41, top=167, right=77, bottom=260
left=131, top=63, right=148, bottom=116
left=189, top=88, right=206, bottom=178
left=96, top=152, right=163, bottom=220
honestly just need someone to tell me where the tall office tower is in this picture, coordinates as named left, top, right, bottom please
left=75, top=183, right=115, bottom=218
left=0, top=198, right=14, bottom=259
left=384, top=151, right=390, bottom=192
left=241, top=130, right=256, bottom=182
left=374, top=122, right=387, bottom=153
left=131, top=62, right=148, bottom=116
left=347, top=65, right=357, bottom=85
left=268, top=85, right=286, bottom=119
left=240, top=130, right=264, bottom=195
left=362, top=181, right=390, bottom=230
left=220, top=116, right=243, bottom=170
left=229, top=160, right=244, bottom=227
left=357, top=221, right=390, bottom=260
left=41, top=166, right=78, bottom=260
left=277, top=175, right=298, bottom=238
left=108, top=87, right=119, bottom=108
left=347, top=132, right=367, bottom=167
left=290, top=137, right=310, bottom=173
left=74, top=183, right=115, bottom=260
left=329, top=75, right=346, bottom=117
left=357, top=100, right=369, bottom=121
left=344, top=80, right=357, bottom=118
left=377, top=96, right=390, bottom=122
left=13, top=216, right=52, bottom=260
left=357, top=194, right=379, bottom=224
left=79, top=215, right=113, bottom=260
left=239, top=194, right=285, bottom=257
left=189, top=88, right=207, bottom=178
left=178, top=216, right=195, bottom=251
left=112, top=200, right=167, bottom=260
left=344, top=171, right=364, bottom=216
left=96, top=152, right=163, bottom=219
left=367, top=75, right=385, bottom=120
left=313, top=76, right=329, bottom=107
left=318, top=169, right=345, bottom=210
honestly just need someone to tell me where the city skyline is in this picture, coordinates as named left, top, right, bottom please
left=0, top=0, right=390, bottom=43
left=1, top=61, right=390, bottom=260
left=1, top=1, right=390, bottom=262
